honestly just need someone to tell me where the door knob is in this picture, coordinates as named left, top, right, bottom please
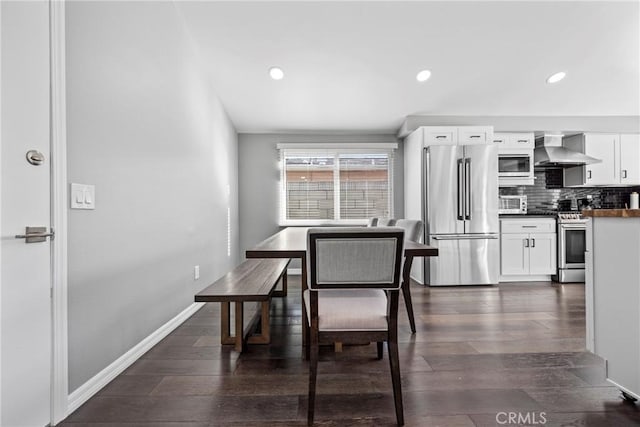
left=15, top=226, right=55, bottom=243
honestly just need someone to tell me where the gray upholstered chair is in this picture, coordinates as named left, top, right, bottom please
left=304, top=227, right=405, bottom=426
left=394, top=219, right=423, bottom=243
left=393, top=219, right=424, bottom=333
left=376, top=218, right=396, bottom=226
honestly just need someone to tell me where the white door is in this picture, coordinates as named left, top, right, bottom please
left=500, top=233, right=529, bottom=275
left=528, top=233, right=557, bottom=275
left=1, top=1, right=53, bottom=426
left=620, top=134, right=640, bottom=185
left=584, top=134, right=618, bottom=185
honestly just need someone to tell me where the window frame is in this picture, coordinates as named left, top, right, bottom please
left=277, top=143, right=397, bottom=226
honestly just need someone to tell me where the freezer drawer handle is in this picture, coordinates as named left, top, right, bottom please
left=432, top=235, right=499, bottom=240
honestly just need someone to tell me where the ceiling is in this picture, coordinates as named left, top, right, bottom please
left=176, top=1, right=640, bottom=133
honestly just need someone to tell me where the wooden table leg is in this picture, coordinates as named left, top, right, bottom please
left=273, top=271, right=288, bottom=298
left=234, top=301, right=244, bottom=352
left=247, top=300, right=271, bottom=345
left=402, top=255, right=417, bottom=334
left=220, top=302, right=235, bottom=345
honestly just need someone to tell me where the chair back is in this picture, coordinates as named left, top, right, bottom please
left=307, top=227, right=404, bottom=291
left=376, top=218, right=396, bottom=227
left=394, top=219, right=424, bottom=243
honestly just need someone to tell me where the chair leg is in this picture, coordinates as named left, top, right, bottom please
left=388, top=339, right=404, bottom=426
left=308, top=331, right=319, bottom=425
left=377, top=341, right=384, bottom=360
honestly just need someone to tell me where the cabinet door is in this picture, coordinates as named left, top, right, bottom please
left=424, top=127, right=457, bottom=145
left=500, top=233, right=529, bottom=275
left=459, top=126, right=491, bottom=145
left=620, top=134, right=640, bottom=185
left=584, top=134, right=618, bottom=185
left=528, top=233, right=557, bottom=275
left=509, top=133, right=535, bottom=148
left=493, top=133, right=508, bottom=145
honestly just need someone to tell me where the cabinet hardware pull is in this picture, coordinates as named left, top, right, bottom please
left=517, top=139, right=528, bottom=143
left=622, top=170, right=628, bottom=179
left=469, top=135, right=480, bottom=138
left=524, top=238, right=529, bottom=248
left=587, top=170, right=592, bottom=179
left=531, top=238, right=536, bottom=248
left=435, top=135, right=447, bottom=139
left=522, top=225, right=537, bottom=228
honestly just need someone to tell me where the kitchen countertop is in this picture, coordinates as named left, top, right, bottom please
left=582, top=209, right=640, bottom=218
left=499, top=214, right=556, bottom=219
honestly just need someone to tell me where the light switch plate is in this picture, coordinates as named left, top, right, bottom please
left=70, top=183, right=95, bottom=210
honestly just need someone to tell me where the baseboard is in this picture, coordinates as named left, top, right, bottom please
left=66, top=302, right=204, bottom=416
left=287, top=267, right=301, bottom=275
left=499, top=275, right=552, bottom=282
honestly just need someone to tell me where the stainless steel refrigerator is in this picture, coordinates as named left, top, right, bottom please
left=423, top=144, right=499, bottom=286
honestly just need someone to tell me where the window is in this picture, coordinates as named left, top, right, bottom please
left=278, top=143, right=396, bottom=225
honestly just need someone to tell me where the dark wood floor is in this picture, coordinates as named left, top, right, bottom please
left=61, top=277, right=640, bottom=426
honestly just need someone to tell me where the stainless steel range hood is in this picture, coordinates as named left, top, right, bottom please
left=534, top=134, right=601, bottom=168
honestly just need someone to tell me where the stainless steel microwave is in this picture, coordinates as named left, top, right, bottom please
left=498, top=151, right=533, bottom=177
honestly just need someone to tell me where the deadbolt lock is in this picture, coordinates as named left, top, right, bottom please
left=26, top=150, right=45, bottom=166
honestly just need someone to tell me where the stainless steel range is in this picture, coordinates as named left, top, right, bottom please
left=553, top=212, right=588, bottom=283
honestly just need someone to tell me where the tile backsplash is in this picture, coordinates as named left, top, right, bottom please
left=499, top=170, right=640, bottom=211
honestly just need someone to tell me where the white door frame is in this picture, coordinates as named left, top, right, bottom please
left=50, top=0, right=69, bottom=424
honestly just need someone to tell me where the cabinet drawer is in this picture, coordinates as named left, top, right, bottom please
left=459, top=127, right=490, bottom=144
left=501, top=219, right=556, bottom=233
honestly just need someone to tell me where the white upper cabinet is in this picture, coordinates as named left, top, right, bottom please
left=620, top=134, right=640, bottom=184
left=564, top=133, right=640, bottom=187
left=492, top=132, right=535, bottom=149
left=458, top=127, right=491, bottom=144
left=413, top=125, right=493, bottom=147
left=423, top=127, right=457, bottom=145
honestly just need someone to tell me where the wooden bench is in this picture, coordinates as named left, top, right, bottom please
left=194, top=258, right=290, bottom=352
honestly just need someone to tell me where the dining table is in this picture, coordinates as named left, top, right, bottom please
left=246, top=226, right=439, bottom=335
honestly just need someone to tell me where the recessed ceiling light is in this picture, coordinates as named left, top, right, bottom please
left=546, top=71, right=566, bottom=84
left=416, top=69, right=432, bottom=82
left=269, top=66, right=284, bottom=80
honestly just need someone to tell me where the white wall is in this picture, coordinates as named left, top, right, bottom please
left=238, top=133, right=403, bottom=263
left=66, top=1, right=239, bottom=392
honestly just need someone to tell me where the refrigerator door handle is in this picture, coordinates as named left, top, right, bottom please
left=457, top=159, right=464, bottom=221
left=432, top=235, right=499, bottom=240
left=465, top=158, right=472, bottom=220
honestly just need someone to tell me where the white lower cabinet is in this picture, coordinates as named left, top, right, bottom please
left=500, top=218, right=556, bottom=281
left=586, top=216, right=640, bottom=400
